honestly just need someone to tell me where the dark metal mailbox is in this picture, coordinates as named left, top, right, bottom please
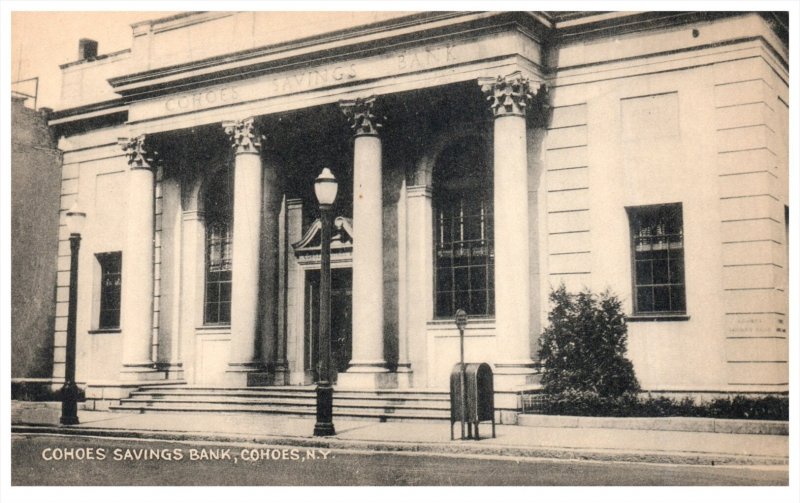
left=450, top=362, right=496, bottom=440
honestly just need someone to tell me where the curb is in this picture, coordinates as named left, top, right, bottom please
left=518, top=415, right=789, bottom=435
left=11, top=424, right=788, bottom=467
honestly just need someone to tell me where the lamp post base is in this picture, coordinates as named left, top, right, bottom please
left=59, top=415, right=80, bottom=426
left=313, top=383, right=336, bottom=436
left=60, top=382, right=80, bottom=426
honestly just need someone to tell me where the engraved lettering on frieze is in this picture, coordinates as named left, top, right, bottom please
left=222, top=117, right=264, bottom=155
left=340, top=96, right=382, bottom=137
left=397, top=44, right=457, bottom=71
left=478, top=71, right=547, bottom=118
left=165, top=87, right=240, bottom=112
left=271, top=64, right=357, bottom=94
left=118, top=135, right=159, bottom=170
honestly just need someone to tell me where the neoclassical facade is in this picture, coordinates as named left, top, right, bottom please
left=46, top=11, right=789, bottom=407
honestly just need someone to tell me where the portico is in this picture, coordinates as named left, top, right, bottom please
left=58, top=11, right=551, bottom=394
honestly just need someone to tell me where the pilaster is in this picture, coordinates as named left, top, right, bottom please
left=405, top=184, right=433, bottom=388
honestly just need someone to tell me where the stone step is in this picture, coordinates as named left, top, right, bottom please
left=135, top=385, right=449, bottom=396
left=119, top=396, right=451, bottom=410
left=109, top=402, right=449, bottom=420
left=129, top=389, right=450, bottom=402
left=111, top=385, right=454, bottom=422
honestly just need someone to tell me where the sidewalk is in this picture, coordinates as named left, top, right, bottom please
left=11, top=401, right=789, bottom=466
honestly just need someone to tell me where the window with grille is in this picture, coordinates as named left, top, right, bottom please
left=433, top=140, right=494, bottom=318
left=627, top=203, right=686, bottom=315
left=204, top=170, right=233, bottom=325
left=96, top=252, right=121, bottom=329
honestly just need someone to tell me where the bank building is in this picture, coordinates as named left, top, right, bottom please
left=41, top=11, right=789, bottom=420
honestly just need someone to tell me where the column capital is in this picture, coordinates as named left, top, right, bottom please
left=223, top=117, right=264, bottom=154
left=478, top=71, right=547, bottom=118
left=119, top=135, right=159, bottom=170
left=340, top=96, right=382, bottom=137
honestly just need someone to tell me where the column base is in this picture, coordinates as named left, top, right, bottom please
left=226, top=363, right=269, bottom=386
left=119, top=362, right=167, bottom=381
left=156, top=362, right=185, bottom=381
left=270, top=361, right=289, bottom=386
left=395, top=363, right=414, bottom=388
left=336, top=363, right=395, bottom=390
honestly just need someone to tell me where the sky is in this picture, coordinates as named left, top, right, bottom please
left=11, top=11, right=180, bottom=109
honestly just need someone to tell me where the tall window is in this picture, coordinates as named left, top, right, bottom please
left=204, top=170, right=233, bottom=325
left=434, top=139, right=494, bottom=318
left=628, top=203, right=686, bottom=315
left=96, top=252, right=122, bottom=329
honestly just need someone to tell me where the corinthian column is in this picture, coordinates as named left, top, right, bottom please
left=478, top=71, right=546, bottom=387
left=222, top=117, right=266, bottom=386
left=337, top=96, right=391, bottom=389
left=118, top=135, right=159, bottom=380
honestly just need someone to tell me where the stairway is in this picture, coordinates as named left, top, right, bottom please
left=110, top=385, right=451, bottom=422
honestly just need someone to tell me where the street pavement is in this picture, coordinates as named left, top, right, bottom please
left=10, top=401, right=789, bottom=467
left=10, top=434, right=789, bottom=485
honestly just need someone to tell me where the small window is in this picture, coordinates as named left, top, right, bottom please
left=96, top=252, right=122, bottom=329
left=627, top=203, right=686, bottom=315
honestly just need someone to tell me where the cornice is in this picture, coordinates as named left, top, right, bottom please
left=50, top=11, right=787, bottom=125
left=107, top=12, right=546, bottom=100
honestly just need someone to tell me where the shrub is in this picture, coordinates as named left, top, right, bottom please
left=526, top=392, right=788, bottom=420
left=538, top=285, right=639, bottom=397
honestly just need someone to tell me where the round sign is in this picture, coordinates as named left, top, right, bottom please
left=455, top=309, right=468, bottom=330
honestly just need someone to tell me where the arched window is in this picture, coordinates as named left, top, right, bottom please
left=433, top=139, right=494, bottom=318
left=204, top=169, right=233, bottom=325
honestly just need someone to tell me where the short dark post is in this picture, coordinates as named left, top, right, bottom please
left=455, top=309, right=468, bottom=439
left=313, top=168, right=338, bottom=437
left=61, top=204, right=86, bottom=425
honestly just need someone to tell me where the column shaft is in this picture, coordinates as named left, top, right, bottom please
left=228, top=151, right=264, bottom=380
left=349, top=135, right=388, bottom=372
left=493, top=115, right=533, bottom=366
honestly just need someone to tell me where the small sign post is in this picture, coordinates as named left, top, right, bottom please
left=455, top=309, right=468, bottom=440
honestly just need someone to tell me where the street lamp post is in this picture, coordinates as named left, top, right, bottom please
left=313, top=168, right=338, bottom=437
left=60, top=203, right=86, bottom=425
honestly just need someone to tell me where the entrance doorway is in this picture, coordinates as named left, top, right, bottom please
left=304, top=268, right=352, bottom=383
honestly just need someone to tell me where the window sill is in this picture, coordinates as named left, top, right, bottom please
left=626, top=314, right=690, bottom=323
left=427, top=317, right=496, bottom=328
left=88, top=328, right=121, bottom=334
left=197, top=324, right=231, bottom=330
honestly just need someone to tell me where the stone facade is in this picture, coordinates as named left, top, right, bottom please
left=46, top=12, right=789, bottom=404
